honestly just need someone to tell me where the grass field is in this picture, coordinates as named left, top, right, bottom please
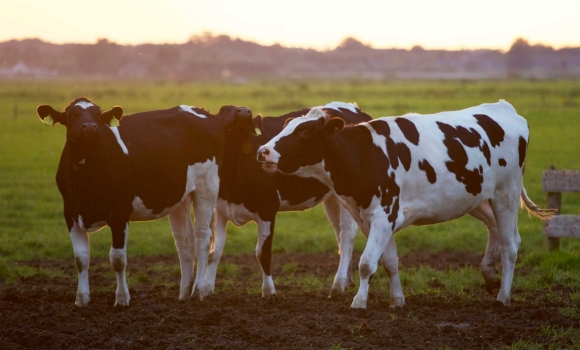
left=1, top=79, right=580, bottom=289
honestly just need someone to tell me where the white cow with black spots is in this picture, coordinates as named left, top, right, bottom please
left=258, top=100, right=555, bottom=308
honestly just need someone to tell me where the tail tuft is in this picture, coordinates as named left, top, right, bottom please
left=520, top=187, right=557, bottom=220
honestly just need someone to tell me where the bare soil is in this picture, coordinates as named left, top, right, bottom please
left=1, top=252, right=578, bottom=349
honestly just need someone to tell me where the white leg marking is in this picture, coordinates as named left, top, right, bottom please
left=110, top=223, right=130, bottom=306
left=190, top=172, right=219, bottom=300
left=352, top=218, right=394, bottom=309
left=256, top=220, right=276, bottom=297
left=205, top=211, right=227, bottom=295
left=70, top=222, right=90, bottom=307
left=324, top=196, right=356, bottom=295
left=168, top=198, right=195, bottom=300
left=491, top=185, right=521, bottom=306
left=380, top=238, right=405, bottom=307
left=469, top=201, right=501, bottom=294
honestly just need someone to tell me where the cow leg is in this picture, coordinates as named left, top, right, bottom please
left=352, top=218, right=393, bottom=309
left=70, top=222, right=90, bottom=306
left=167, top=198, right=195, bottom=300
left=468, top=201, right=501, bottom=295
left=323, top=195, right=357, bottom=295
left=190, top=192, right=215, bottom=301
left=205, top=212, right=228, bottom=295
left=379, top=237, right=405, bottom=307
left=490, top=186, right=521, bottom=306
left=109, top=222, right=130, bottom=306
left=256, top=219, right=276, bottom=297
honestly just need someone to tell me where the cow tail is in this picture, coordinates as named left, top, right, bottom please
left=520, top=186, right=557, bottom=220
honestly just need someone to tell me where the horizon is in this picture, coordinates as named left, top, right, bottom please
left=1, top=0, right=579, bottom=52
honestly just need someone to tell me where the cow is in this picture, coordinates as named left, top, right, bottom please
left=37, top=97, right=225, bottom=306
left=204, top=102, right=372, bottom=297
left=258, top=100, right=555, bottom=308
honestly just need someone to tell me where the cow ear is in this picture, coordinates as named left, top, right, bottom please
left=103, top=106, right=124, bottom=126
left=283, top=117, right=295, bottom=129
left=252, top=114, right=263, bottom=136
left=323, top=117, right=345, bottom=136
left=37, top=105, right=66, bottom=126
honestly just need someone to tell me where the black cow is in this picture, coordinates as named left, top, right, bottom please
left=258, top=101, right=555, bottom=308
left=37, top=98, right=225, bottom=306
left=205, top=102, right=372, bottom=297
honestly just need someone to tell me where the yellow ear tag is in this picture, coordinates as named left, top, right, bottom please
left=110, top=118, right=120, bottom=127
left=254, top=127, right=262, bottom=136
left=43, top=116, right=54, bottom=126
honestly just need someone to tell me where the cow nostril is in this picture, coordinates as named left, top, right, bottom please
left=262, top=148, right=270, bottom=156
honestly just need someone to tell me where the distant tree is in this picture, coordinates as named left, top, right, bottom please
left=337, top=37, right=370, bottom=51
left=506, top=38, right=533, bottom=77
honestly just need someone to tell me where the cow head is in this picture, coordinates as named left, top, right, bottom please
left=257, top=108, right=344, bottom=174
left=37, top=97, right=123, bottom=144
left=217, top=105, right=261, bottom=136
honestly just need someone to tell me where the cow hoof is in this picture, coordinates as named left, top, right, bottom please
left=390, top=296, right=405, bottom=308
left=496, top=296, right=511, bottom=306
left=350, top=296, right=367, bottom=309
left=204, top=284, right=215, bottom=295
left=191, top=288, right=206, bottom=301
left=114, top=295, right=130, bottom=307
left=261, top=287, right=277, bottom=298
left=75, top=294, right=90, bottom=307
left=485, top=279, right=501, bottom=296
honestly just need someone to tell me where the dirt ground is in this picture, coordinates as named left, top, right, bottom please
left=1, top=252, right=578, bottom=349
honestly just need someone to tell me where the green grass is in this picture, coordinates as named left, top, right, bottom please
left=1, top=79, right=580, bottom=292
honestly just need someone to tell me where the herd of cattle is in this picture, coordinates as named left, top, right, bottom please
left=36, top=97, right=555, bottom=309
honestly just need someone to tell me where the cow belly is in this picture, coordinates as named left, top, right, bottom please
left=216, top=199, right=258, bottom=226
left=278, top=191, right=331, bottom=212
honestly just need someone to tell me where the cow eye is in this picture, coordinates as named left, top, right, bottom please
left=299, top=129, right=310, bottom=138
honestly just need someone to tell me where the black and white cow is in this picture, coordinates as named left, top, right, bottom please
left=205, top=102, right=372, bottom=297
left=37, top=98, right=225, bottom=306
left=258, top=100, right=555, bottom=308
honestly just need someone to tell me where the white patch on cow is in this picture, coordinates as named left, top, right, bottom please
left=110, top=223, right=130, bottom=306
left=109, top=127, right=129, bottom=155
left=321, top=101, right=358, bottom=114
left=77, top=215, right=106, bottom=233
left=75, top=101, right=94, bottom=109
left=70, top=221, right=90, bottom=306
left=363, top=123, right=388, bottom=156
left=130, top=158, right=218, bottom=222
left=180, top=105, right=207, bottom=118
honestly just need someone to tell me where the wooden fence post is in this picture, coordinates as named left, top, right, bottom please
left=547, top=192, right=562, bottom=251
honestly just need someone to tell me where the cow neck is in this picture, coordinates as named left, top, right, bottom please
left=63, top=139, right=100, bottom=217
left=219, top=130, right=258, bottom=198
left=322, top=126, right=364, bottom=191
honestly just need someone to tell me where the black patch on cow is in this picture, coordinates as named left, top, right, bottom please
left=474, top=114, right=505, bottom=147
left=498, top=158, right=507, bottom=167
left=418, top=160, right=437, bottom=184
left=436, top=122, right=484, bottom=195
left=518, top=136, right=527, bottom=167
left=395, top=117, right=420, bottom=145
left=370, top=120, right=412, bottom=171
left=481, top=141, right=491, bottom=166
left=324, top=125, right=401, bottom=230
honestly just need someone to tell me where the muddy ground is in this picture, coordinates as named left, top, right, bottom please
left=1, top=252, right=578, bottom=349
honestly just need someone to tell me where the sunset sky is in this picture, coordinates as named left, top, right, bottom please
left=1, top=0, right=579, bottom=51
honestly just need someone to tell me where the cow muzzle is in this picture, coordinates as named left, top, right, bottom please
left=257, top=146, right=278, bottom=173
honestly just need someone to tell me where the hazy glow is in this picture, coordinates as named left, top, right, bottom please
left=1, top=0, right=579, bottom=50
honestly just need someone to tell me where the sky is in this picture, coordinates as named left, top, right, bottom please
left=1, top=0, right=580, bottom=51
